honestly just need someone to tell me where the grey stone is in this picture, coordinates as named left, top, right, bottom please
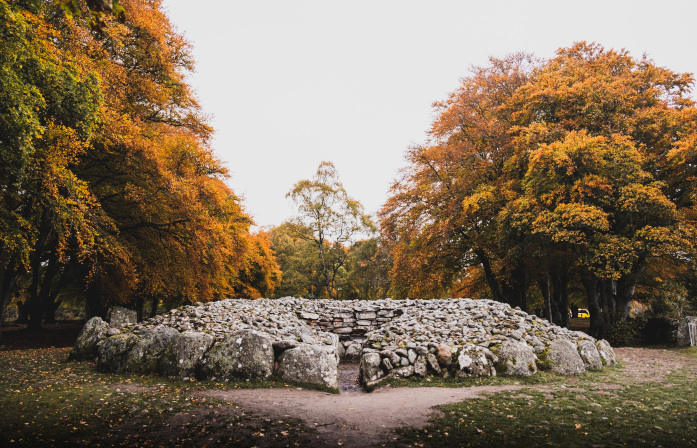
left=595, top=339, right=617, bottom=366
left=360, top=352, right=383, bottom=385
left=277, top=345, right=339, bottom=389
left=160, top=331, right=214, bottom=378
left=391, top=365, right=414, bottom=378
left=546, top=338, right=585, bottom=375
left=344, top=343, right=363, bottom=359
left=414, top=356, right=428, bottom=377
left=455, top=345, right=496, bottom=378
left=97, top=333, right=140, bottom=372
left=200, top=330, right=274, bottom=380
left=123, top=327, right=179, bottom=373
left=494, top=340, right=537, bottom=376
left=70, top=317, right=110, bottom=361
left=381, top=357, right=393, bottom=370
left=109, top=306, right=138, bottom=329
left=389, top=352, right=401, bottom=367
left=426, top=353, right=442, bottom=374
left=577, top=340, right=602, bottom=370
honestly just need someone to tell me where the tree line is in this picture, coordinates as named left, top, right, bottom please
left=0, top=0, right=281, bottom=334
left=379, top=44, right=697, bottom=338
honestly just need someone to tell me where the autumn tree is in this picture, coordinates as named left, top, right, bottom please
left=342, top=238, right=392, bottom=300
left=381, top=43, right=696, bottom=338
left=0, top=0, right=105, bottom=330
left=287, top=162, right=375, bottom=300
left=1, top=0, right=281, bottom=331
left=268, top=223, right=326, bottom=298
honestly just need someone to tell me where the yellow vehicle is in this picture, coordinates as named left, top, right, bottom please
left=577, top=308, right=590, bottom=318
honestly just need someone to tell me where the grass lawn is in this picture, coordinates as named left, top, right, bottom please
left=394, top=348, right=697, bottom=447
left=0, top=343, right=313, bottom=447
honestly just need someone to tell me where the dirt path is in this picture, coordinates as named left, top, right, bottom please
left=200, top=348, right=697, bottom=448
left=202, top=384, right=525, bottom=447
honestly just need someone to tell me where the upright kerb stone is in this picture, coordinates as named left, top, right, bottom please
left=200, top=330, right=274, bottom=381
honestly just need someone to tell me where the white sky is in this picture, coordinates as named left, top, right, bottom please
left=162, top=0, right=697, bottom=230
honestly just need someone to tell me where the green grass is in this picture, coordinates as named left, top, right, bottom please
left=377, top=360, right=624, bottom=390
left=394, top=350, right=697, bottom=448
left=0, top=347, right=313, bottom=447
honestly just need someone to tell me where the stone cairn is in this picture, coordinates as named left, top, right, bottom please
left=70, top=298, right=617, bottom=390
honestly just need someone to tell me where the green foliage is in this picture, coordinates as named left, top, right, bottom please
left=607, top=315, right=648, bottom=347
left=268, top=225, right=391, bottom=300
left=286, top=161, right=376, bottom=300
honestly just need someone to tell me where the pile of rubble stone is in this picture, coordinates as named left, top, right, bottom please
left=69, top=297, right=617, bottom=390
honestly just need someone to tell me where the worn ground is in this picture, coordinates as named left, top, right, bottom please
left=2, top=322, right=696, bottom=447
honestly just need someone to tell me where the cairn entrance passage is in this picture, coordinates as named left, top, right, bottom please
left=70, top=298, right=618, bottom=392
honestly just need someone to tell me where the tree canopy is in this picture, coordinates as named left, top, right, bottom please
left=381, top=43, right=697, bottom=338
left=0, top=0, right=280, bottom=331
left=285, top=161, right=376, bottom=300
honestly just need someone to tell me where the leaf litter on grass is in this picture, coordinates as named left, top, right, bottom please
left=0, top=347, right=312, bottom=448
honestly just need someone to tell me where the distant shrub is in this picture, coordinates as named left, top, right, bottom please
left=608, top=315, right=648, bottom=347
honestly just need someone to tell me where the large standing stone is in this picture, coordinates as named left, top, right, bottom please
left=97, top=333, right=140, bottom=372
left=109, top=306, right=138, bottom=329
left=494, top=340, right=537, bottom=376
left=596, top=339, right=618, bottom=366
left=160, top=331, right=215, bottom=378
left=455, top=345, right=497, bottom=378
left=200, top=330, right=274, bottom=381
left=676, top=316, right=697, bottom=347
left=546, top=338, right=585, bottom=375
left=69, top=317, right=109, bottom=361
left=577, top=339, right=602, bottom=370
left=277, top=344, right=339, bottom=389
left=122, top=327, right=179, bottom=373
left=359, top=352, right=383, bottom=386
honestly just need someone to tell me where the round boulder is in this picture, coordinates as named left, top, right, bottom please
left=97, top=332, right=140, bottom=373
left=577, top=339, right=602, bottom=370
left=596, top=339, right=617, bottom=366
left=69, top=317, right=109, bottom=361
left=546, top=338, right=585, bottom=375
left=200, top=330, right=274, bottom=381
left=160, top=331, right=215, bottom=379
left=122, top=327, right=180, bottom=374
left=494, top=340, right=537, bottom=376
left=455, top=345, right=497, bottom=378
left=436, top=344, right=452, bottom=367
left=277, top=344, right=339, bottom=389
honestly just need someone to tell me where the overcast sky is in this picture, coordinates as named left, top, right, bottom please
left=163, top=0, right=697, bottom=230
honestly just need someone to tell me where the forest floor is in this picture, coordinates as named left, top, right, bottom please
left=1, top=323, right=696, bottom=447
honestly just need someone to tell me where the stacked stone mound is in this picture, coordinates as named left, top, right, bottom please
left=69, top=298, right=617, bottom=390
left=357, top=299, right=616, bottom=388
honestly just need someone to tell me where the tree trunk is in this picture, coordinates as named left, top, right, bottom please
left=541, top=275, right=552, bottom=322
left=0, top=267, right=20, bottom=340
left=38, top=253, right=61, bottom=324
left=475, top=249, right=505, bottom=303
left=149, top=296, right=159, bottom=318
left=85, top=283, right=109, bottom=320
left=582, top=276, right=611, bottom=339
left=27, top=211, right=52, bottom=332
